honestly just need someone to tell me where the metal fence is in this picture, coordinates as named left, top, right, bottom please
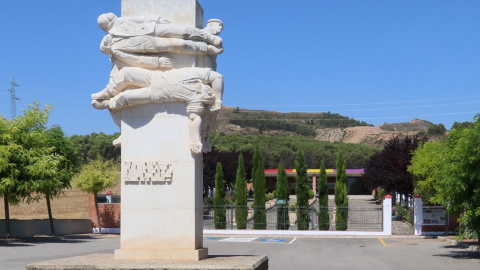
left=203, top=205, right=383, bottom=231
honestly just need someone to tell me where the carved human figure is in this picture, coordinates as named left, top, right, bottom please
left=98, top=13, right=222, bottom=46
left=197, top=19, right=223, bottom=71
left=100, top=34, right=223, bottom=57
left=91, top=67, right=223, bottom=153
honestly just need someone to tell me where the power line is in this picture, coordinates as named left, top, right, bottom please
left=7, top=75, right=20, bottom=119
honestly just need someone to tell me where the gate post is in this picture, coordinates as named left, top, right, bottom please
left=414, top=194, right=423, bottom=235
left=383, top=195, right=392, bottom=235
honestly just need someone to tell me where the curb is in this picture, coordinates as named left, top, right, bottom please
left=438, top=236, right=480, bottom=252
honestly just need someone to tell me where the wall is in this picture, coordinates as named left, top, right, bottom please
left=0, top=219, right=91, bottom=237
left=88, top=194, right=121, bottom=229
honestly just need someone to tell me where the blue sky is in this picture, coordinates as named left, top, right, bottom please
left=0, top=1, right=479, bottom=136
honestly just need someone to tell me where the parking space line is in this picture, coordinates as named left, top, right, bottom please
left=379, top=238, right=444, bottom=247
left=219, top=237, right=257, bottom=242
left=378, top=238, right=387, bottom=246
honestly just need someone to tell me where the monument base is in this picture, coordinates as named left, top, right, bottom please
left=114, top=247, right=208, bottom=260
left=25, top=254, right=268, bottom=270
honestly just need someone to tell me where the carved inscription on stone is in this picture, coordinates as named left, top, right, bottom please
left=123, top=161, right=173, bottom=184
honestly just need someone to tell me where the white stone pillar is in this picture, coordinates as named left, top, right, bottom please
left=121, top=0, right=204, bottom=68
left=414, top=194, right=423, bottom=236
left=114, top=0, right=208, bottom=261
left=383, top=194, right=392, bottom=235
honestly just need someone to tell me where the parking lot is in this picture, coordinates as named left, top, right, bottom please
left=1, top=234, right=479, bottom=270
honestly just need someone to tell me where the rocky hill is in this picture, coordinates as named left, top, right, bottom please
left=214, top=107, right=436, bottom=147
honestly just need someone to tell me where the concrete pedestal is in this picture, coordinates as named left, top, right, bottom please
left=115, top=103, right=206, bottom=260
left=26, top=254, right=269, bottom=270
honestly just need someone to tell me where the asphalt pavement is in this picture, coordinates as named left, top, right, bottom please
left=1, top=234, right=479, bottom=270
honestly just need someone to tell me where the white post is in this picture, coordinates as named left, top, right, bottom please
left=414, top=194, right=423, bottom=236
left=382, top=194, right=392, bottom=235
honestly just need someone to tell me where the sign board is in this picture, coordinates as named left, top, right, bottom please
left=423, top=207, right=446, bottom=225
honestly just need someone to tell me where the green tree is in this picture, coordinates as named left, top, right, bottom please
left=276, top=164, right=290, bottom=230
left=213, top=162, right=226, bottom=229
left=70, top=132, right=121, bottom=162
left=27, top=126, right=82, bottom=235
left=74, top=157, right=117, bottom=234
left=0, top=103, right=52, bottom=237
left=408, top=140, right=445, bottom=203
left=318, top=160, right=330, bottom=230
left=252, top=146, right=266, bottom=229
left=410, top=116, right=480, bottom=238
left=335, top=150, right=348, bottom=231
left=428, top=123, right=446, bottom=135
left=295, top=150, right=310, bottom=230
left=234, top=154, right=248, bottom=229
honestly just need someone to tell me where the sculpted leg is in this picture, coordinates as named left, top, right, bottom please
left=91, top=67, right=153, bottom=99
left=188, top=112, right=203, bottom=154
left=109, top=87, right=153, bottom=110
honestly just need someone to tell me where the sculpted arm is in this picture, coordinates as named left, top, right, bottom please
left=112, top=50, right=173, bottom=69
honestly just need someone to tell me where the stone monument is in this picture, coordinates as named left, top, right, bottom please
left=26, top=0, right=269, bottom=268
left=91, top=0, right=223, bottom=261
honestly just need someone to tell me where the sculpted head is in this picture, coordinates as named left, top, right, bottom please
left=98, top=13, right=117, bottom=32
left=206, top=19, right=223, bottom=35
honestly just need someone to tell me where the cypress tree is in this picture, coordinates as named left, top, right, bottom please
left=251, top=146, right=261, bottom=182
left=276, top=164, right=290, bottom=230
left=318, top=160, right=330, bottom=230
left=214, top=162, right=226, bottom=229
left=335, top=150, right=348, bottom=230
left=234, top=154, right=248, bottom=229
left=295, top=150, right=310, bottom=230
left=335, top=150, right=345, bottom=206
left=252, top=147, right=266, bottom=229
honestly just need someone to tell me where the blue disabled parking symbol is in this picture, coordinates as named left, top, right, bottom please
left=260, top=238, right=286, bottom=242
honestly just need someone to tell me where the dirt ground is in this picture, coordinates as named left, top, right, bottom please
left=0, top=183, right=121, bottom=220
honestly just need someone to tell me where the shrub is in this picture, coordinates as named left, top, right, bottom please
left=308, top=189, right=314, bottom=199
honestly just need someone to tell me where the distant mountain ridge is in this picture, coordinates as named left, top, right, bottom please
left=214, top=107, right=436, bottom=147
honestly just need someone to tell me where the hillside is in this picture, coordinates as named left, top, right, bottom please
left=214, top=107, right=437, bottom=147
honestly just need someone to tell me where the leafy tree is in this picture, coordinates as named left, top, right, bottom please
left=335, top=150, right=348, bottom=231
left=410, top=117, right=480, bottom=238
left=295, top=150, right=310, bottom=230
left=362, top=135, right=428, bottom=196
left=252, top=146, right=266, bottom=229
left=428, top=123, right=446, bottom=135
left=0, top=103, right=52, bottom=237
left=27, top=126, right=82, bottom=235
left=276, top=164, right=289, bottom=230
left=74, top=157, right=117, bottom=234
left=70, top=132, right=120, bottom=162
left=213, top=162, right=226, bottom=229
left=408, top=140, right=445, bottom=203
left=234, top=154, right=248, bottom=229
left=318, top=160, right=330, bottom=230
left=451, top=121, right=474, bottom=130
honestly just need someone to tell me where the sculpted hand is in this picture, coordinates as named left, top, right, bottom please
left=100, top=34, right=113, bottom=55
left=158, top=57, right=173, bottom=69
